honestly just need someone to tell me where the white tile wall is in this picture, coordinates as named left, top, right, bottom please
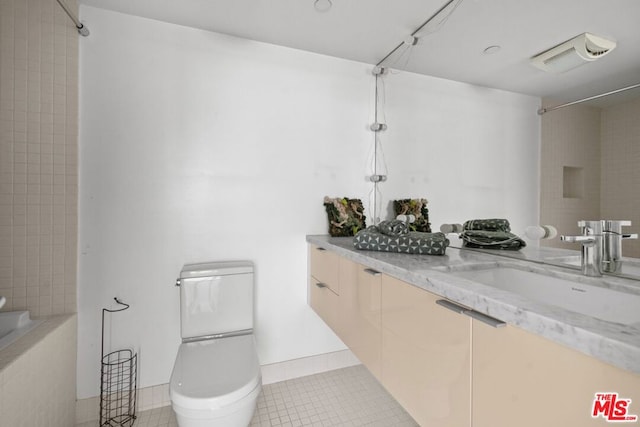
left=540, top=103, right=601, bottom=248
left=0, top=0, right=78, bottom=316
left=600, top=96, right=640, bottom=258
left=540, top=97, right=640, bottom=257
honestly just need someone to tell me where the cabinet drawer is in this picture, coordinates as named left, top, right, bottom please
left=310, top=245, right=340, bottom=294
left=309, top=275, right=340, bottom=334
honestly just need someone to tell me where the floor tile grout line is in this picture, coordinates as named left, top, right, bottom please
left=76, top=365, right=418, bottom=427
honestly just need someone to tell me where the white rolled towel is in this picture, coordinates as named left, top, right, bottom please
left=439, top=223, right=463, bottom=233
left=396, top=214, right=416, bottom=224
left=524, top=225, right=558, bottom=240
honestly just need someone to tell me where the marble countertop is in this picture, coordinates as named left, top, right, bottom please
left=306, top=235, right=640, bottom=375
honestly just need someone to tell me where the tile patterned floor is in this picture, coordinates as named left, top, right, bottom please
left=78, top=365, right=418, bottom=427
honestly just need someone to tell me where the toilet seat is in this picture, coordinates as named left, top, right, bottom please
left=170, top=334, right=261, bottom=411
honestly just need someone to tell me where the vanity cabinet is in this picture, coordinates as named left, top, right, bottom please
left=308, top=245, right=341, bottom=334
left=307, top=244, right=640, bottom=427
left=381, top=275, right=471, bottom=427
left=339, top=258, right=382, bottom=380
left=473, top=320, right=640, bottom=427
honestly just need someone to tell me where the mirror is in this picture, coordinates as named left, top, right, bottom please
left=536, top=87, right=640, bottom=279
left=372, top=72, right=640, bottom=280
left=539, top=87, right=640, bottom=260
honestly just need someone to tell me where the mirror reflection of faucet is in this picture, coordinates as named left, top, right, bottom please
left=561, top=220, right=638, bottom=277
left=602, top=220, right=639, bottom=273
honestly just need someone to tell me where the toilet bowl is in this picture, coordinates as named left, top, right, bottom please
left=170, top=334, right=261, bottom=427
left=170, top=261, right=261, bottom=427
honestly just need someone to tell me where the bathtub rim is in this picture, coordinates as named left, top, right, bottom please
left=0, top=310, right=45, bottom=352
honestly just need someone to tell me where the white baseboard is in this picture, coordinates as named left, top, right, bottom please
left=260, top=349, right=360, bottom=385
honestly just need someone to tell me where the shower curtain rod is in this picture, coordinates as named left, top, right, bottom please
left=55, top=0, right=90, bottom=36
left=537, top=82, right=640, bottom=115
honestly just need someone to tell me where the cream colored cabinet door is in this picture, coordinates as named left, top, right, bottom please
left=473, top=320, right=640, bottom=427
left=308, top=245, right=341, bottom=335
left=338, top=258, right=382, bottom=381
left=381, top=275, right=471, bottom=427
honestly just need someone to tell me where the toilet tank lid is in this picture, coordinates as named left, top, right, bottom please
left=180, top=261, right=254, bottom=279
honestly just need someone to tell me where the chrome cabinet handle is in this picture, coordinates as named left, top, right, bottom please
left=436, top=299, right=467, bottom=314
left=363, top=268, right=381, bottom=276
left=315, top=282, right=328, bottom=288
left=463, top=310, right=506, bottom=328
left=436, top=299, right=506, bottom=328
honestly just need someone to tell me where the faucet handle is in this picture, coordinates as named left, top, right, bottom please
left=577, top=220, right=602, bottom=234
left=602, top=220, right=632, bottom=232
left=560, top=235, right=597, bottom=244
left=562, top=221, right=598, bottom=243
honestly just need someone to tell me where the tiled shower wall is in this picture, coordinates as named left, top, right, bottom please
left=0, top=0, right=78, bottom=315
left=540, top=96, right=640, bottom=258
left=540, top=103, right=601, bottom=249
left=601, top=96, right=640, bottom=258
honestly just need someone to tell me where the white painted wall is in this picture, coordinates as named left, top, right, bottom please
left=78, top=7, right=540, bottom=398
left=78, top=7, right=372, bottom=398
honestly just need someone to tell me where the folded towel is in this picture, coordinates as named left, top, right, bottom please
left=376, top=220, right=409, bottom=237
left=460, top=230, right=526, bottom=250
left=463, top=218, right=512, bottom=233
left=460, top=218, right=525, bottom=250
left=353, top=227, right=449, bottom=255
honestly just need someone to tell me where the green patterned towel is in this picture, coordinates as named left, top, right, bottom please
left=460, top=219, right=525, bottom=250
left=462, top=218, right=511, bottom=232
left=353, top=227, right=449, bottom=255
left=377, top=220, right=409, bottom=237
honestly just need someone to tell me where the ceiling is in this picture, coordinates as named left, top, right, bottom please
left=79, top=0, right=640, bottom=104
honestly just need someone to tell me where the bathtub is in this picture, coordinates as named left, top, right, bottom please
left=0, top=312, right=76, bottom=426
left=0, top=310, right=43, bottom=351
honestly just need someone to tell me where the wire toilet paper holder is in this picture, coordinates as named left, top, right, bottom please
left=100, top=297, right=138, bottom=427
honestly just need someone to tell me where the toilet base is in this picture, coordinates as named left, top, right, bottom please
left=172, top=382, right=261, bottom=427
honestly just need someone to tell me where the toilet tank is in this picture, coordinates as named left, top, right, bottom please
left=179, top=261, right=254, bottom=340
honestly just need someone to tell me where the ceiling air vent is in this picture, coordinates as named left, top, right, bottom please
left=531, top=32, right=617, bottom=73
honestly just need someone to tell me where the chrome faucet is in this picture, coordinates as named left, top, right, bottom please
left=601, top=220, right=638, bottom=273
left=561, top=220, right=638, bottom=276
left=561, top=220, right=603, bottom=277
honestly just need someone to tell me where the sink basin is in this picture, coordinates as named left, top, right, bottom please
left=449, top=266, right=640, bottom=326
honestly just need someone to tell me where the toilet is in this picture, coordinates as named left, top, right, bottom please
left=170, top=261, right=261, bottom=427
